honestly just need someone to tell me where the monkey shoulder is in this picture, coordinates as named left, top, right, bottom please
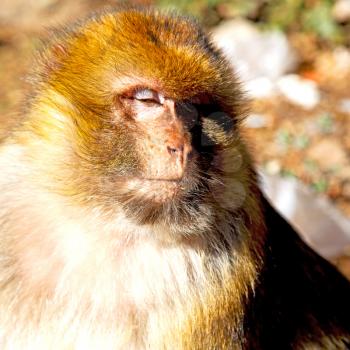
left=243, top=197, right=350, bottom=349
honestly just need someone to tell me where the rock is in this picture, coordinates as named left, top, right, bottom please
left=244, top=113, right=268, bottom=128
left=339, top=99, right=350, bottom=114
left=244, top=77, right=276, bottom=99
left=307, top=139, right=348, bottom=171
left=276, top=74, right=320, bottom=110
left=260, top=170, right=350, bottom=259
left=211, top=19, right=298, bottom=83
left=265, top=159, right=281, bottom=175
left=333, top=0, right=350, bottom=23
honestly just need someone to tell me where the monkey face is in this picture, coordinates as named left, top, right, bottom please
left=83, top=83, right=242, bottom=228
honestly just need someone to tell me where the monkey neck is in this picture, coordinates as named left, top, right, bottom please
left=0, top=144, right=265, bottom=349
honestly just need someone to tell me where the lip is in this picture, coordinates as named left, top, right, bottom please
left=141, top=178, right=183, bottom=183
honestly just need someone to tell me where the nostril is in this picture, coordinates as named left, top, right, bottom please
left=167, top=146, right=176, bottom=154
left=167, top=145, right=183, bottom=155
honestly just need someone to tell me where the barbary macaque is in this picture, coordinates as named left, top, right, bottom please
left=0, top=6, right=349, bottom=350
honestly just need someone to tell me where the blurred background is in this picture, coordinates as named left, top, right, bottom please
left=1, top=0, right=350, bottom=277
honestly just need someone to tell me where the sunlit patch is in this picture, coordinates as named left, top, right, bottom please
left=44, top=106, right=68, bottom=124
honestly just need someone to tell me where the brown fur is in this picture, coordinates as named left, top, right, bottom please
left=0, top=6, right=349, bottom=349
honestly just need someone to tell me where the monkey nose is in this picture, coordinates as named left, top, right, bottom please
left=166, top=139, right=192, bottom=173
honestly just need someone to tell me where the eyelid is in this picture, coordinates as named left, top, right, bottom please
left=134, top=88, right=155, bottom=100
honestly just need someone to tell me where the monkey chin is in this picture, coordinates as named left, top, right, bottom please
left=115, top=175, right=214, bottom=234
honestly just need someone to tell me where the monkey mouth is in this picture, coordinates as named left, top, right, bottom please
left=142, top=178, right=183, bottom=183
left=117, top=174, right=208, bottom=226
left=137, top=177, right=184, bottom=190
left=124, top=177, right=188, bottom=203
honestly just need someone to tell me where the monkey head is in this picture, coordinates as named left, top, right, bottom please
left=25, top=8, right=251, bottom=230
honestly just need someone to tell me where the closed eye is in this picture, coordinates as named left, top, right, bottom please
left=134, top=88, right=163, bottom=104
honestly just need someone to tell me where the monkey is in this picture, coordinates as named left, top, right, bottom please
left=0, top=5, right=349, bottom=350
